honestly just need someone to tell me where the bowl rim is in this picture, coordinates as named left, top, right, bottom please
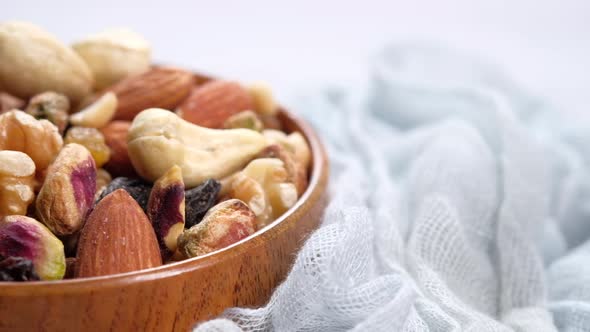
left=0, top=107, right=327, bottom=292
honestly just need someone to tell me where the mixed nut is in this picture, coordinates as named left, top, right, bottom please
left=0, top=21, right=311, bottom=281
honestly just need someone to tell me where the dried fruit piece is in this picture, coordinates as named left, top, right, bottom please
left=0, top=110, right=63, bottom=172
left=0, top=151, right=36, bottom=217
left=257, top=144, right=307, bottom=196
left=0, top=21, right=93, bottom=104
left=0, top=255, right=40, bottom=281
left=248, top=82, right=278, bottom=116
left=65, top=127, right=111, bottom=168
left=76, top=189, right=162, bottom=277
left=108, top=67, right=194, bottom=121
left=36, top=143, right=96, bottom=236
left=69, top=92, right=117, bottom=128
left=185, top=179, right=221, bottom=228
left=100, top=120, right=136, bottom=177
left=96, top=177, right=151, bottom=211
left=0, top=215, right=66, bottom=280
left=128, top=108, right=266, bottom=187
left=0, top=92, right=25, bottom=113
left=147, top=165, right=185, bottom=260
left=177, top=80, right=254, bottom=128
left=72, top=28, right=151, bottom=90
left=177, top=199, right=256, bottom=258
left=24, top=91, right=70, bottom=134
left=223, top=110, right=263, bottom=131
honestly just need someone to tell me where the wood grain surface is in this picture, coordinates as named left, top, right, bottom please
left=0, top=107, right=329, bottom=331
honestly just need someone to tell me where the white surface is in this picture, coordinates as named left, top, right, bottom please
left=196, top=43, right=590, bottom=332
left=3, top=0, right=589, bottom=115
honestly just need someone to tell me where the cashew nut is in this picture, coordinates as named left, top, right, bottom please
left=127, top=108, right=267, bottom=187
left=69, top=92, right=117, bottom=128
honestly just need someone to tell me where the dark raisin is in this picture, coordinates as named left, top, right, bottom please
left=185, top=179, right=221, bottom=228
left=0, top=255, right=40, bottom=282
left=97, top=177, right=152, bottom=211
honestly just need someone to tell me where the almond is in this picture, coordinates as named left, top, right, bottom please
left=176, top=80, right=254, bottom=128
left=101, top=120, right=136, bottom=177
left=108, top=66, right=194, bottom=121
left=75, top=189, right=162, bottom=277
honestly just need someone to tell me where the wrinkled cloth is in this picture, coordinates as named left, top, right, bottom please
left=195, top=44, right=590, bottom=331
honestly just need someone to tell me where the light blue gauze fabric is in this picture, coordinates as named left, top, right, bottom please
left=196, top=45, right=590, bottom=332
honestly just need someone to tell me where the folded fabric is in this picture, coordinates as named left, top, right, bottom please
left=195, top=44, right=590, bottom=332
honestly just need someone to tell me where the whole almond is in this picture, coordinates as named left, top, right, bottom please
left=176, top=80, right=254, bottom=128
left=101, top=120, right=136, bottom=177
left=75, top=189, right=162, bottom=277
left=108, top=67, right=194, bottom=121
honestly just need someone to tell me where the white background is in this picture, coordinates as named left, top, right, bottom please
left=3, top=0, right=589, bottom=115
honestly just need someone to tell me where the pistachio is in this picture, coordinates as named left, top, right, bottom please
left=128, top=108, right=267, bottom=187
left=72, top=28, right=151, bottom=90
left=36, top=143, right=97, bottom=236
left=24, top=92, right=70, bottom=134
left=0, top=215, right=66, bottom=280
left=0, top=255, right=39, bottom=281
left=147, top=165, right=185, bottom=260
left=0, top=21, right=93, bottom=104
left=0, top=151, right=36, bottom=217
left=178, top=199, right=256, bottom=258
left=69, top=92, right=117, bottom=128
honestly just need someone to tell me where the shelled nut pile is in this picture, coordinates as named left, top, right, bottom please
left=0, top=21, right=310, bottom=281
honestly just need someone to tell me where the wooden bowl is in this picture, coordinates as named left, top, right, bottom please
left=0, top=108, right=329, bottom=331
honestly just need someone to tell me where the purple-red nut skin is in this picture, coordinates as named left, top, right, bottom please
left=36, top=143, right=97, bottom=236
left=147, top=165, right=185, bottom=260
left=0, top=215, right=65, bottom=280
